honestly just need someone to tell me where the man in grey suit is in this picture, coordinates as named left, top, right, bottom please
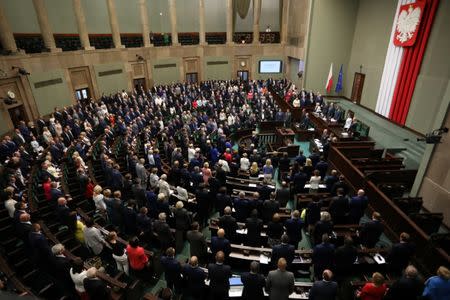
left=308, top=269, right=338, bottom=300
left=266, top=258, right=295, bottom=300
left=135, top=158, right=148, bottom=189
left=186, top=222, right=208, bottom=264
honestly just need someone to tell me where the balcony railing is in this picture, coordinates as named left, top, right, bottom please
left=7, top=32, right=281, bottom=54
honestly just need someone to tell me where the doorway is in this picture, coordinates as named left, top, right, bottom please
left=237, top=70, right=249, bottom=81
left=8, top=105, right=28, bottom=126
left=75, top=88, right=90, bottom=103
left=133, top=78, right=147, bottom=93
left=185, top=72, right=198, bottom=83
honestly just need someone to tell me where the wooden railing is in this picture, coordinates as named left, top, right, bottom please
left=328, top=145, right=450, bottom=276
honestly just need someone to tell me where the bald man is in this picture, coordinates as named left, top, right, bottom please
left=182, top=256, right=206, bottom=299
left=309, top=269, right=338, bottom=300
left=211, top=228, right=231, bottom=258
left=208, top=251, right=232, bottom=300
left=266, top=258, right=295, bottom=300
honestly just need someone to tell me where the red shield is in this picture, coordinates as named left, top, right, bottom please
left=393, top=1, right=425, bottom=47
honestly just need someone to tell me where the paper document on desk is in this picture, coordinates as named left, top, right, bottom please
left=319, top=184, right=326, bottom=189
left=236, top=228, right=247, bottom=234
left=248, top=183, right=257, bottom=188
left=373, top=253, right=386, bottom=264
left=259, top=254, right=270, bottom=264
left=308, top=128, right=315, bottom=131
left=304, top=184, right=311, bottom=189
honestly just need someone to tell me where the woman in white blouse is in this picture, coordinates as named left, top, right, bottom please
left=309, top=169, right=322, bottom=193
left=70, top=258, right=88, bottom=298
left=92, top=185, right=107, bottom=211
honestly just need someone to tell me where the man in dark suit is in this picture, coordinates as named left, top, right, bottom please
left=51, top=244, right=76, bottom=297
left=328, top=188, right=349, bottom=224
left=295, top=150, right=307, bottom=166
left=208, top=251, right=232, bottom=300
left=182, top=256, right=206, bottom=300
left=111, top=164, right=124, bottom=191
left=219, top=207, right=238, bottom=243
left=293, top=169, right=308, bottom=194
left=349, top=189, right=369, bottom=224
left=284, top=210, right=304, bottom=248
left=15, top=213, right=32, bottom=247
left=50, top=182, right=64, bottom=203
left=83, top=267, right=110, bottom=300
left=359, top=212, right=384, bottom=248
left=187, top=222, right=208, bottom=264
left=334, top=236, right=357, bottom=281
left=245, top=209, right=263, bottom=247
left=122, top=200, right=137, bottom=236
left=330, top=175, right=349, bottom=196
left=262, top=194, right=280, bottom=223
left=272, top=235, right=295, bottom=269
left=275, top=181, right=291, bottom=207
left=312, top=234, right=335, bottom=280
left=160, top=247, right=182, bottom=294
left=241, top=261, right=266, bottom=300
left=29, top=223, right=53, bottom=272
left=136, top=207, right=152, bottom=243
left=324, top=170, right=339, bottom=192
left=56, top=197, right=77, bottom=233
left=234, top=192, right=250, bottom=222
left=387, top=232, right=415, bottom=275
left=153, top=212, right=174, bottom=251
left=309, top=269, right=338, bottom=300
left=385, top=265, right=423, bottom=300
left=211, top=228, right=231, bottom=258
left=196, top=183, right=210, bottom=227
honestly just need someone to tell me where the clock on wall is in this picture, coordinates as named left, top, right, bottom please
left=240, top=61, right=246, bottom=67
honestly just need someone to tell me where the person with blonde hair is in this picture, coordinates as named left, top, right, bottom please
left=202, top=162, right=212, bottom=184
left=249, top=161, right=260, bottom=179
left=263, top=158, right=274, bottom=179
left=106, top=231, right=129, bottom=275
left=357, top=272, right=387, bottom=300
left=92, top=185, right=106, bottom=212
left=422, top=266, right=450, bottom=300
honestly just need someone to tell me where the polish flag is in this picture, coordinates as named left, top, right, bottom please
left=325, top=63, right=333, bottom=93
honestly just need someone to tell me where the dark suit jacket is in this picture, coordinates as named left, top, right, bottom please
left=52, top=255, right=75, bottom=292
left=312, top=242, right=335, bottom=273
left=285, top=218, right=304, bottom=244
left=272, top=243, right=295, bottom=267
left=160, top=256, right=182, bottom=286
left=245, top=217, right=263, bottom=246
left=388, top=242, right=415, bottom=273
left=83, top=277, right=110, bottom=300
left=241, top=272, right=266, bottom=300
left=218, top=215, right=238, bottom=241
left=122, top=206, right=137, bottom=235
left=385, top=276, right=423, bottom=300
left=334, top=245, right=357, bottom=277
left=309, top=280, right=338, bottom=300
left=360, top=220, right=384, bottom=248
left=262, top=199, right=280, bottom=222
left=29, top=232, right=53, bottom=267
left=182, top=265, right=206, bottom=297
left=187, top=230, right=207, bottom=258
left=211, top=236, right=231, bottom=257
left=207, top=263, right=232, bottom=297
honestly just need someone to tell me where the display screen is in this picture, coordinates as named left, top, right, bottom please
left=259, top=60, right=283, bottom=73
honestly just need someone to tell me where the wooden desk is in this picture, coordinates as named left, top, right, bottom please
left=276, top=127, right=296, bottom=145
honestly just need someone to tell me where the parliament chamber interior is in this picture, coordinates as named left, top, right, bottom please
left=0, top=0, right=449, bottom=299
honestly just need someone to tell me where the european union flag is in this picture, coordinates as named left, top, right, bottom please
left=335, top=64, right=343, bottom=93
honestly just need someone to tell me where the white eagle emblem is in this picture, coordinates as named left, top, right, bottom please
left=396, top=5, right=421, bottom=43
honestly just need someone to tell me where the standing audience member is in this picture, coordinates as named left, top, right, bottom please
left=422, top=266, right=450, bottom=300
left=207, top=251, right=232, bottom=300
left=309, top=269, right=338, bottom=300
left=266, top=258, right=295, bottom=300
left=356, top=272, right=387, bottom=300
left=386, top=265, right=423, bottom=300
left=241, top=261, right=266, bottom=300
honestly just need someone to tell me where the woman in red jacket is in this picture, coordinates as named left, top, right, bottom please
left=357, top=272, right=387, bottom=300
left=126, top=237, right=149, bottom=278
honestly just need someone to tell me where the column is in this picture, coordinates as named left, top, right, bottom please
left=32, top=0, right=61, bottom=52
left=199, top=0, right=206, bottom=45
left=253, top=0, right=261, bottom=44
left=226, top=0, right=233, bottom=45
left=0, top=4, right=19, bottom=53
left=72, top=0, right=94, bottom=50
left=168, top=0, right=179, bottom=46
left=280, top=0, right=290, bottom=45
left=106, top=0, right=124, bottom=48
left=139, top=0, right=151, bottom=47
